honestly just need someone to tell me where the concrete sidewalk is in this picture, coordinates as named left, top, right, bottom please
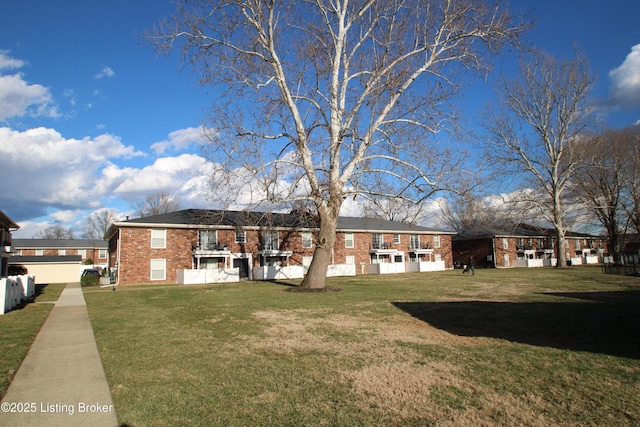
left=1, top=282, right=118, bottom=426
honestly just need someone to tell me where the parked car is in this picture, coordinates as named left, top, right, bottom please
left=81, top=269, right=100, bottom=277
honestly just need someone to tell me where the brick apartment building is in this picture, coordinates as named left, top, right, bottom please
left=106, top=209, right=454, bottom=286
left=452, top=224, right=608, bottom=269
left=12, top=239, right=109, bottom=266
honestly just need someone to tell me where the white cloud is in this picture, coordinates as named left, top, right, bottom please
left=609, top=44, right=640, bottom=108
left=112, top=153, right=211, bottom=201
left=50, top=209, right=82, bottom=223
left=0, top=72, right=59, bottom=120
left=150, top=126, right=208, bottom=155
left=95, top=66, right=115, bottom=79
left=0, top=127, right=144, bottom=219
left=0, top=50, right=26, bottom=70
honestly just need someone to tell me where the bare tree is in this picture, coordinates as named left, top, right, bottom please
left=83, top=208, right=119, bottom=240
left=153, top=0, right=526, bottom=288
left=484, top=49, right=595, bottom=267
left=36, top=224, right=75, bottom=239
left=619, top=126, right=640, bottom=235
left=134, top=191, right=181, bottom=218
left=439, top=191, right=523, bottom=233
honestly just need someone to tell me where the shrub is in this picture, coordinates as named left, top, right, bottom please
left=8, top=264, right=28, bottom=275
left=81, top=275, right=99, bottom=287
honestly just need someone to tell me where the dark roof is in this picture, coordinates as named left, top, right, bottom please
left=0, top=210, right=19, bottom=230
left=9, top=255, right=83, bottom=264
left=454, top=223, right=603, bottom=240
left=454, top=224, right=551, bottom=240
left=13, top=239, right=108, bottom=249
left=337, top=216, right=453, bottom=234
left=118, top=209, right=318, bottom=229
left=110, top=209, right=451, bottom=235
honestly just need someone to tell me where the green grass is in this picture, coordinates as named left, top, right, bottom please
left=84, top=267, right=640, bottom=426
left=0, top=282, right=67, bottom=397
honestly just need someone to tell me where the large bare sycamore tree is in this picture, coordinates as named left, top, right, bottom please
left=484, top=50, right=595, bottom=267
left=153, top=0, right=524, bottom=289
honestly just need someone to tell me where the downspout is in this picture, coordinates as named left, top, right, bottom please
left=115, top=228, right=121, bottom=286
left=491, top=237, right=497, bottom=268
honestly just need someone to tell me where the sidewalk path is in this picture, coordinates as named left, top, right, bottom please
left=1, top=282, right=118, bottom=426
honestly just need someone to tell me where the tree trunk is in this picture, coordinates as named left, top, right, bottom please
left=555, top=227, right=568, bottom=268
left=300, top=202, right=341, bottom=289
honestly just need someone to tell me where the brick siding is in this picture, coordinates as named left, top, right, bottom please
left=112, top=226, right=453, bottom=285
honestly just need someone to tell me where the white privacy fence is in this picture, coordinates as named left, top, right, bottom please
left=405, top=261, right=446, bottom=272
left=177, top=268, right=240, bottom=285
left=0, top=275, right=36, bottom=315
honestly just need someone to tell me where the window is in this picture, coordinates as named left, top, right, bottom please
left=345, top=255, right=355, bottom=265
left=410, top=235, right=420, bottom=250
left=575, top=239, right=580, bottom=249
left=36, top=249, right=43, bottom=256
left=235, top=230, right=246, bottom=243
left=58, top=249, right=66, bottom=256
left=98, top=249, right=107, bottom=259
left=151, top=229, right=166, bottom=249
left=263, top=231, right=279, bottom=251
left=372, top=233, right=384, bottom=249
left=344, top=233, right=354, bottom=248
left=502, top=238, right=509, bottom=249
left=302, top=231, right=313, bottom=248
left=504, top=254, right=510, bottom=267
left=433, top=235, right=441, bottom=248
left=150, top=259, right=166, bottom=280
left=198, top=230, right=218, bottom=250
left=78, top=249, right=87, bottom=258
left=393, top=234, right=400, bottom=244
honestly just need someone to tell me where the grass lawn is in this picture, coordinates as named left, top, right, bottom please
left=84, top=267, right=640, bottom=426
left=0, top=282, right=67, bottom=397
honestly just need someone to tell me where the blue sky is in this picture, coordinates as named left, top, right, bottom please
left=1, top=1, right=639, bottom=237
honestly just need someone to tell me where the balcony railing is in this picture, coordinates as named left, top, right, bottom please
left=410, top=243, right=433, bottom=250
left=371, top=242, right=391, bottom=250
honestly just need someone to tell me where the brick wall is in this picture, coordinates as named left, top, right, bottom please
left=114, top=226, right=454, bottom=285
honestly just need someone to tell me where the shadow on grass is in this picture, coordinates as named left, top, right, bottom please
left=393, top=291, right=640, bottom=359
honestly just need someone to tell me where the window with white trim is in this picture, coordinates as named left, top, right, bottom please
left=372, top=233, right=384, bottom=249
left=393, top=234, right=400, bottom=244
left=504, top=254, right=510, bottom=267
left=345, top=255, right=355, bottom=265
left=78, top=249, right=87, bottom=258
left=35, top=249, right=43, bottom=256
left=235, top=230, right=246, bottom=243
left=263, top=231, right=279, bottom=251
left=58, top=249, right=66, bottom=256
left=503, top=238, right=509, bottom=249
left=433, top=235, right=441, bottom=248
left=198, top=230, right=218, bottom=250
left=151, top=229, right=166, bottom=249
left=410, top=235, right=420, bottom=250
left=344, top=233, right=354, bottom=248
left=150, top=259, right=166, bottom=280
left=302, top=231, right=313, bottom=248
left=98, top=249, right=107, bottom=259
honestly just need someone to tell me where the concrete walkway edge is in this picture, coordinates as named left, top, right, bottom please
left=1, top=282, right=118, bottom=426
